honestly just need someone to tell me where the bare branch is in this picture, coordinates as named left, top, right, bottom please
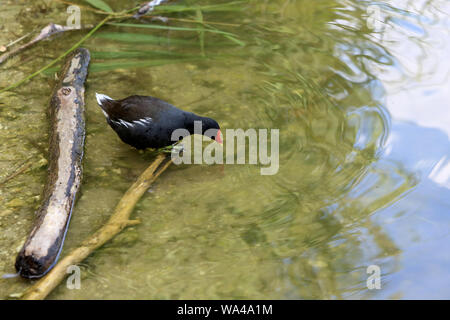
left=20, top=153, right=172, bottom=299
left=0, top=23, right=91, bottom=65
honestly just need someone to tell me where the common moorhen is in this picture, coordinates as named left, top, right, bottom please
left=96, top=93, right=222, bottom=149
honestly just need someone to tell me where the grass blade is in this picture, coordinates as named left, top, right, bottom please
left=196, top=9, right=205, bottom=56
left=152, top=2, right=245, bottom=13
left=90, top=50, right=198, bottom=59
left=204, top=23, right=246, bottom=46
left=95, top=32, right=196, bottom=45
left=89, top=59, right=200, bottom=72
left=84, top=0, right=113, bottom=13
left=107, top=22, right=235, bottom=36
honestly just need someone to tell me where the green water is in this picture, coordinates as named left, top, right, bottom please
left=0, top=0, right=449, bottom=299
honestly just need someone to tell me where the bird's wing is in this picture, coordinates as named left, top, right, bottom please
left=110, top=95, right=175, bottom=123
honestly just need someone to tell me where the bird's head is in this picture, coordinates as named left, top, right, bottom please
left=202, top=118, right=223, bottom=144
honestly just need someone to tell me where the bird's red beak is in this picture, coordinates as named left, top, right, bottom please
left=216, top=129, right=223, bottom=144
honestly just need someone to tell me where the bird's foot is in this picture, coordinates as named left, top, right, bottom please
left=159, top=144, right=184, bottom=155
left=171, top=144, right=184, bottom=155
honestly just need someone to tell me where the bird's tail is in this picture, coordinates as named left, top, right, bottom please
left=95, top=93, right=114, bottom=108
left=95, top=93, right=114, bottom=117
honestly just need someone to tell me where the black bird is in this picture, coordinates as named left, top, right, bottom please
left=95, top=93, right=222, bottom=149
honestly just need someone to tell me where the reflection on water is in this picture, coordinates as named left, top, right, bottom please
left=0, top=0, right=449, bottom=299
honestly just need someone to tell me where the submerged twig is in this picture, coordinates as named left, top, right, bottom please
left=2, top=31, right=33, bottom=50
left=0, top=159, right=32, bottom=186
left=20, top=154, right=172, bottom=300
left=0, top=23, right=91, bottom=66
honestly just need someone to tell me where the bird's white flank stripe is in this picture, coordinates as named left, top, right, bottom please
left=133, top=117, right=152, bottom=126
left=95, top=92, right=113, bottom=106
left=110, top=117, right=152, bottom=129
left=119, top=119, right=132, bottom=128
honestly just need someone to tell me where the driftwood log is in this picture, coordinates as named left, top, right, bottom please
left=15, top=48, right=90, bottom=279
left=21, top=154, right=172, bottom=300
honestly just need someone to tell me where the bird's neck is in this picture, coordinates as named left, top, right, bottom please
left=185, top=115, right=213, bottom=135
